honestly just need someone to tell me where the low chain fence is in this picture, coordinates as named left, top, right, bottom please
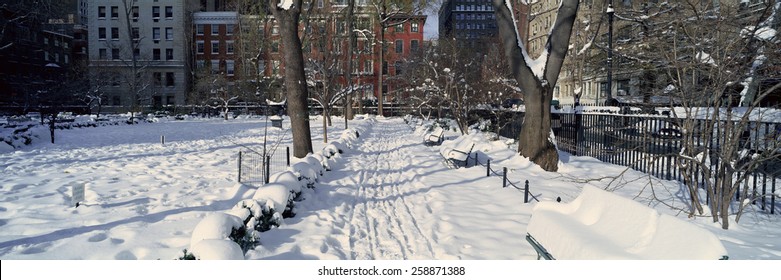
left=238, top=146, right=291, bottom=185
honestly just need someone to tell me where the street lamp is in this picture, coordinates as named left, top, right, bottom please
left=606, top=1, right=615, bottom=105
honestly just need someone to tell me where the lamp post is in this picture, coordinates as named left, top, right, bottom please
left=606, top=1, right=615, bottom=105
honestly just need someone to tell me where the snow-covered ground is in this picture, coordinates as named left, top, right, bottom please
left=1, top=116, right=780, bottom=261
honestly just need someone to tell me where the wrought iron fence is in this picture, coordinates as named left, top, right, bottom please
left=238, top=146, right=291, bottom=185
left=492, top=110, right=780, bottom=214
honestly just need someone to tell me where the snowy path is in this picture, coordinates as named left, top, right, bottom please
left=249, top=118, right=535, bottom=260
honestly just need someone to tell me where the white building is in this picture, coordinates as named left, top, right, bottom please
left=87, top=0, right=193, bottom=111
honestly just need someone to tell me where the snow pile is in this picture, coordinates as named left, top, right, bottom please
left=527, top=184, right=728, bottom=260
left=189, top=212, right=246, bottom=260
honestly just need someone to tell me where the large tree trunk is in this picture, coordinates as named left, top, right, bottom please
left=272, top=1, right=313, bottom=158
left=345, top=0, right=356, bottom=121
left=492, top=0, right=579, bottom=172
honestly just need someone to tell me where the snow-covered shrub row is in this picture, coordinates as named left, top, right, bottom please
left=184, top=116, right=375, bottom=260
left=1, top=115, right=139, bottom=150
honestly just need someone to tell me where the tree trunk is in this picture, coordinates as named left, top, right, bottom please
left=345, top=0, right=356, bottom=121
left=272, top=1, right=313, bottom=158
left=493, top=0, right=580, bottom=172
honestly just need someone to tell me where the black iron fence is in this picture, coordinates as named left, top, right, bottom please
left=238, top=146, right=291, bottom=185
left=490, top=110, right=780, bottom=214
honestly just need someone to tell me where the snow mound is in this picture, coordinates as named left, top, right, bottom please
left=268, top=171, right=303, bottom=194
left=252, top=183, right=293, bottom=212
left=190, top=239, right=245, bottom=260
left=190, top=212, right=244, bottom=248
left=527, top=185, right=728, bottom=259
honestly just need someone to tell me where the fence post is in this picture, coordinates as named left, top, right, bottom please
left=487, top=160, right=491, bottom=177
left=474, top=153, right=479, bottom=167
left=524, top=180, right=530, bottom=203
left=161, top=135, right=165, bottom=145
left=265, top=155, right=271, bottom=184
left=286, top=146, right=290, bottom=166
left=503, top=167, right=508, bottom=188
left=238, top=151, right=242, bottom=183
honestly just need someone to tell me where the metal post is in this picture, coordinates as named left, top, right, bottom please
left=474, top=153, right=479, bottom=166
left=503, top=167, right=508, bottom=188
left=286, top=146, right=290, bottom=166
left=238, top=151, right=242, bottom=182
left=265, top=155, right=271, bottom=184
left=524, top=180, right=530, bottom=203
left=487, top=160, right=491, bottom=177
left=606, top=1, right=615, bottom=105
left=161, top=135, right=165, bottom=145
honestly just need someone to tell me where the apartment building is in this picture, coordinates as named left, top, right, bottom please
left=87, top=0, right=192, bottom=111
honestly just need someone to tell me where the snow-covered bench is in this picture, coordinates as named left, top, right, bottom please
left=526, top=184, right=729, bottom=260
left=440, top=139, right=474, bottom=168
left=423, top=127, right=445, bottom=146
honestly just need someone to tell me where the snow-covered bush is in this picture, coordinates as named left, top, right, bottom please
left=268, top=171, right=304, bottom=197
left=232, top=199, right=282, bottom=233
left=289, top=161, right=319, bottom=188
left=252, top=183, right=295, bottom=218
left=188, top=212, right=255, bottom=259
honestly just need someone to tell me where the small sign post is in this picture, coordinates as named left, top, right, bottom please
left=72, top=184, right=85, bottom=207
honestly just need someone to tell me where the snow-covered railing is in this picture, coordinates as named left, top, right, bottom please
left=526, top=184, right=729, bottom=260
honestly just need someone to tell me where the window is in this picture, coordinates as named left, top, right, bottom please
left=111, top=6, right=118, bottom=18
left=226, top=24, right=234, bottom=35
left=64, top=54, right=69, bottom=64
left=226, top=60, right=234, bottom=76
left=411, top=22, right=419, bottom=33
left=153, top=27, right=161, bottom=40
left=44, top=51, right=50, bottom=61
left=166, top=27, right=173, bottom=40
left=165, top=72, right=175, bottom=87
left=132, top=27, right=140, bottom=40
left=132, top=6, right=139, bottom=19
left=196, top=24, right=204, bottom=35
left=271, top=41, right=279, bottom=53
left=54, top=39, right=59, bottom=47
left=395, top=24, right=403, bottom=32
left=153, top=48, right=161, bottom=60
left=382, top=61, right=388, bottom=75
left=395, top=61, right=402, bottom=75
left=196, top=41, right=204, bottom=54
left=211, top=24, right=219, bottom=35
left=44, top=37, right=49, bottom=45
left=196, top=60, right=205, bottom=69
left=166, top=96, right=175, bottom=105
left=210, top=59, right=220, bottom=74
left=211, top=42, right=219, bottom=54
left=98, top=6, right=106, bottom=18
left=99, top=48, right=107, bottom=59
left=623, top=0, right=632, bottom=7
left=317, top=0, right=323, bottom=8
left=133, top=48, right=140, bottom=59
left=153, top=72, right=162, bottom=86
left=54, top=53, right=59, bottom=62
left=363, top=60, right=373, bottom=74
left=165, top=6, right=173, bottom=18
left=112, top=48, right=120, bottom=60
left=226, top=41, right=234, bottom=54
left=152, top=6, right=160, bottom=18
left=166, top=48, right=173, bottom=60
left=272, top=25, right=279, bottom=35
left=111, top=27, right=119, bottom=40
left=410, top=40, right=419, bottom=52
left=395, top=39, right=403, bottom=53
left=98, top=28, right=106, bottom=40
left=112, top=96, right=121, bottom=105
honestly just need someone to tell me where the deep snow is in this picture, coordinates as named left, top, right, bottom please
left=1, top=116, right=780, bottom=261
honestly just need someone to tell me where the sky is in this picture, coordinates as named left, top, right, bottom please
left=424, top=0, right=441, bottom=40
left=1, top=114, right=778, bottom=262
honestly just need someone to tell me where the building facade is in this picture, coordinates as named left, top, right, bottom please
left=87, top=0, right=192, bottom=112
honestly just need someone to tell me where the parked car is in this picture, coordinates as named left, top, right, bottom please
left=501, top=98, right=523, bottom=109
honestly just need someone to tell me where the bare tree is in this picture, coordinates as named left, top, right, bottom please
left=492, top=0, right=580, bottom=172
